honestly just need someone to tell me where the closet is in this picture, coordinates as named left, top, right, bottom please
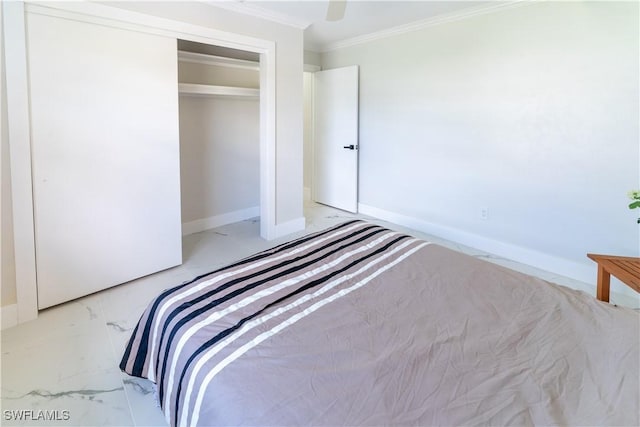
left=20, top=13, right=261, bottom=309
left=5, top=1, right=286, bottom=321
left=177, top=40, right=261, bottom=236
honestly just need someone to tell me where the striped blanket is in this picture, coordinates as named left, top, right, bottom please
left=120, top=220, right=639, bottom=427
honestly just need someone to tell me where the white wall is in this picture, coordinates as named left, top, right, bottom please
left=322, top=1, right=639, bottom=295
left=179, top=96, right=260, bottom=225
left=304, top=50, right=321, bottom=67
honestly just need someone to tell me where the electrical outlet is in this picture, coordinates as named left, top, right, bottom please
left=480, top=207, right=489, bottom=220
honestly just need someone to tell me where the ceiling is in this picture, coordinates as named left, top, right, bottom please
left=214, top=1, right=497, bottom=51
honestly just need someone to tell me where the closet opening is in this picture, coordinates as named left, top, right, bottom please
left=177, top=40, right=261, bottom=242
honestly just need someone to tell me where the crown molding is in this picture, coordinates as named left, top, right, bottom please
left=323, top=0, right=533, bottom=52
left=205, top=1, right=311, bottom=30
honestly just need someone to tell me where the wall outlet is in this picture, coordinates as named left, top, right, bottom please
left=480, top=206, right=489, bottom=220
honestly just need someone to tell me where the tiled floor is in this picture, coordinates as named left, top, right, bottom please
left=0, top=202, right=634, bottom=426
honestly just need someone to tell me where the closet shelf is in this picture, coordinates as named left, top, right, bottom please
left=178, top=83, right=259, bottom=98
left=177, top=50, right=259, bottom=71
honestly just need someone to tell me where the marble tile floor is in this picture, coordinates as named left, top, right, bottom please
left=1, top=202, right=636, bottom=426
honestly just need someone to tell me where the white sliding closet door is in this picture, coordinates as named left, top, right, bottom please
left=27, top=13, right=182, bottom=308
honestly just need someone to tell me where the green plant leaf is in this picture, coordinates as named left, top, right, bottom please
left=629, top=201, right=640, bottom=209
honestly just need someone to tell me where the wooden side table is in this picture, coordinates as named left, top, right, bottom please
left=587, top=254, right=640, bottom=302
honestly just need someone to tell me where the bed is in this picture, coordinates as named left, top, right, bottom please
left=120, top=220, right=639, bottom=426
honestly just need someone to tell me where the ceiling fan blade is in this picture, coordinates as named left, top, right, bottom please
left=326, top=0, right=347, bottom=21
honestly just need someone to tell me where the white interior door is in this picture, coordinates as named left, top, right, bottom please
left=313, top=66, right=359, bottom=213
left=27, top=13, right=182, bottom=309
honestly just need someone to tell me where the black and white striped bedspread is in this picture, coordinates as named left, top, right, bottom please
left=119, top=220, right=428, bottom=426
left=121, top=220, right=639, bottom=426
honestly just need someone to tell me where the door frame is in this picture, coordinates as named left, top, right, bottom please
left=303, top=65, right=321, bottom=202
left=3, top=1, right=278, bottom=324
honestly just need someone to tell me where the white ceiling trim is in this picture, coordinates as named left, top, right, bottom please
left=206, top=1, right=311, bottom=30
left=322, top=0, right=533, bottom=52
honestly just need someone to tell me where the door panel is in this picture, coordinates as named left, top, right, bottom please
left=27, top=13, right=182, bottom=308
left=313, top=66, right=359, bottom=213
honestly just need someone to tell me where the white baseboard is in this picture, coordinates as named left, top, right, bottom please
left=182, top=206, right=260, bottom=236
left=358, top=203, right=639, bottom=307
left=274, top=216, right=306, bottom=239
left=1, top=304, right=18, bottom=330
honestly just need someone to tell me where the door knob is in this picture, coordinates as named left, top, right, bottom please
left=343, top=145, right=356, bottom=150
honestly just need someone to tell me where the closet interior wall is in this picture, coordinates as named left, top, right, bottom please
left=177, top=40, right=261, bottom=236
